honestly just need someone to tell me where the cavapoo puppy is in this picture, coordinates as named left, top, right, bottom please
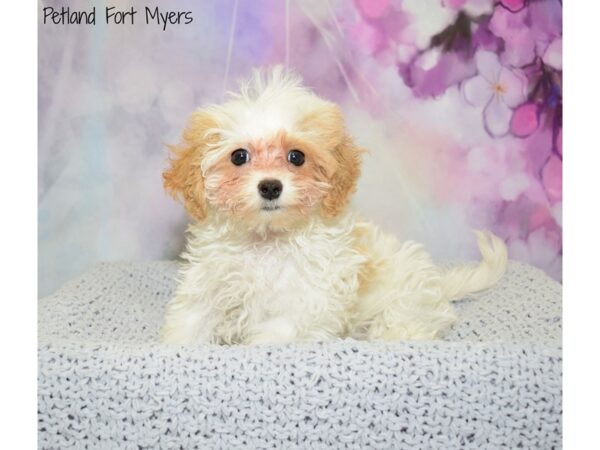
left=161, top=66, right=507, bottom=345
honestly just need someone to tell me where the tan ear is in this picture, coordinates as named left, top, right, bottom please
left=163, top=111, right=218, bottom=222
left=321, top=135, right=363, bottom=217
left=298, top=103, right=363, bottom=218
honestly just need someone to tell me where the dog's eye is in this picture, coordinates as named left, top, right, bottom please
left=287, top=149, right=305, bottom=166
left=231, top=149, right=250, bottom=166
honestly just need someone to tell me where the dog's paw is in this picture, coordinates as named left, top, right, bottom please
left=246, top=317, right=298, bottom=345
left=160, top=325, right=212, bottom=346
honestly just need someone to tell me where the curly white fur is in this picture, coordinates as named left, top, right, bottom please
left=161, top=67, right=508, bottom=345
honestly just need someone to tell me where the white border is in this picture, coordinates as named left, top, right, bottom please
left=563, top=1, right=600, bottom=448
left=0, top=1, right=37, bottom=448
left=0, top=0, right=594, bottom=447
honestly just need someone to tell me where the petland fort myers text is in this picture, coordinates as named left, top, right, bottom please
left=42, top=6, right=193, bottom=31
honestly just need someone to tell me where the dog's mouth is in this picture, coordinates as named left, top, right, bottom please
left=261, top=205, right=281, bottom=212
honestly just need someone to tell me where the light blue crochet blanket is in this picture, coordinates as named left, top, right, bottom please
left=38, top=260, right=562, bottom=449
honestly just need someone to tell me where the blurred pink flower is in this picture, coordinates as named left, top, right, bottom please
left=402, top=48, right=476, bottom=98
left=350, top=21, right=385, bottom=55
left=542, top=38, right=562, bottom=71
left=528, top=204, right=553, bottom=231
left=499, top=0, right=526, bottom=13
left=489, top=1, right=561, bottom=67
left=489, top=6, right=535, bottom=66
left=542, top=155, right=562, bottom=203
left=355, top=0, right=390, bottom=19
left=499, top=172, right=530, bottom=201
left=462, top=51, right=527, bottom=136
left=510, top=103, right=539, bottom=137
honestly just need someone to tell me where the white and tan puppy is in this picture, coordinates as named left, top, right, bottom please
left=161, top=66, right=507, bottom=345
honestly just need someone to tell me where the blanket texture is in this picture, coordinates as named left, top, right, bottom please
left=38, top=261, right=562, bottom=449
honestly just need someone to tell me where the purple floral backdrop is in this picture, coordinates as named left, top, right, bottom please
left=39, top=0, right=562, bottom=296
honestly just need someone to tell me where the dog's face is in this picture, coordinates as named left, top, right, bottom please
left=163, top=67, right=362, bottom=232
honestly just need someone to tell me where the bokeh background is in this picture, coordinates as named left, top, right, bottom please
left=38, top=0, right=562, bottom=296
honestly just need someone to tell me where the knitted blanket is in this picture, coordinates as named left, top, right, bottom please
left=38, top=261, right=562, bottom=449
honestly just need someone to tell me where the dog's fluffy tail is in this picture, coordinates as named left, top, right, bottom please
left=441, top=231, right=508, bottom=302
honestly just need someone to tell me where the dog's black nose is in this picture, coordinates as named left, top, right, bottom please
left=258, top=179, right=283, bottom=200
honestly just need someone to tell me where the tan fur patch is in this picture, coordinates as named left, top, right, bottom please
left=321, top=135, right=364, bottom=218
left=163, top=111, right=219, bottom=222
left=299, top=104, right=365, bottom=217
left=297, top=104, right=364, bottom=218
left=351, top=225, right=380, bottom=296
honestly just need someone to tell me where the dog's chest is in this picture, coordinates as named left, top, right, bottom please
left=250, top=247, right=298, bottom=292
left=234, top=239, right=350, bottom=297
left=201, top=230, right=365, bottom=307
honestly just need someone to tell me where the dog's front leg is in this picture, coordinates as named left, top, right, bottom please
left=245, top=316, right=299, bottom=345
left=160, top=294, right=222, bottom=345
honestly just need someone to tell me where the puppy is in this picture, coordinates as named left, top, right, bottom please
left=161, top=66, right=507, bottom=345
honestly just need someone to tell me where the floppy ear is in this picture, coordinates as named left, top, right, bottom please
left=298, top=103, right=363, bottom=218
left=163, top=111, right=218, bottom=222
left=321, top=134, right=363, bottom=218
